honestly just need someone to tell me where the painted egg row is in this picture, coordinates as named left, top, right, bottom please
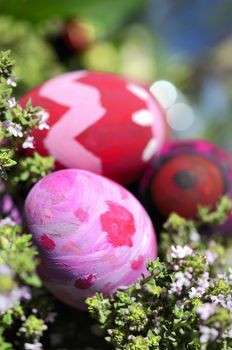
left=24, top=140, right=232, bottom=309
left=21, top=70, right=232, bottom=311
left=21, top=71, right=164, bottom=309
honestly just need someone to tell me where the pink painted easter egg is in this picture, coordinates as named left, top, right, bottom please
left=24, top=169, right=157, bottom=309
left=20, top=71, right=167, bottom=185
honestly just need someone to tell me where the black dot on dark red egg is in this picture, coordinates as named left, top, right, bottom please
left=173, top=170, right=197, bottom=190
left=150, top=154, right=226, bottom=219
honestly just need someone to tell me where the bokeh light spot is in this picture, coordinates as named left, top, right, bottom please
left=166, top=102, right=194, bottom=131
left=150, top=80, right=177, bottom=109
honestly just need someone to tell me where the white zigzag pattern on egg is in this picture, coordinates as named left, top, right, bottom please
left=41, top=72, right=104, bottom=173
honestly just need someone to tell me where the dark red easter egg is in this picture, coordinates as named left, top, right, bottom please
left=140, top=140, right=232, bottom=219
left=20, top=71, right=167, bottom=185
left=63, top=19, right=95, bottom=52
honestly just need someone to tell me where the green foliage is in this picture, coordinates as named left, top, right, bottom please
left=18, top=315, right=47, bottom=339
left=0, top=50, right=14, bottom=79
left=0, top=16, right=63, bottom=93
left=160, top=196, right=232, bottom=262
left=0, top=0, right=145, bottom=35
left=87, top=198, right=232, bottom=350
left=11, top=152, right=54, bottom=189
left=0, top=49, right=54, bottom=181
left=0, top=218, right=55, bottom=348
left=0, top=223, right=39, bottom=286
left=198, top=195, right=232, bottom=225
left=0, top=149, right=16, bottom=180
left=0, top=50, right=55, bottom=349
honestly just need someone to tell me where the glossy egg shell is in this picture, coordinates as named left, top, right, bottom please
left=20, top=71, right=167, bottom=185
left=24, top=169, right=157, bottom=309
left=140, top=140, right=232, bottom=220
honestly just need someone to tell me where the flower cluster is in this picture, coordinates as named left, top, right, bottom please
left=0, top=218, right=56, bottom=349
left=0, top=50, right=54, bottom=180
left=0, top=51, right=55, bottom=349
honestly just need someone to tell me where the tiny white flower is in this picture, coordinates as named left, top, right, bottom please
left=211, top=293, right=232, bottom=311
left=197, top=303, right=217, bottom=320
left=205, top=250, right=218, bottom=265
left=36, top=109, right=50, bottom=130
left=188, top=272, right=209, bottom=299
left=184, top=271, right=193, bottom=280
left=170, top=270, right=193, bottom=294
left=200, top=326, right=219, bottom=343
left=22, top=136, right=34, bottom=149
left=0, top=286, right=31, bottom=313
left=2, top=120, right=23, bottom=137
left=199, top=272, right=210, bottom=291
left=227, top=325, right=232, bottom=338
left=171, top=245, right=193, bottom=259
left=6, top=77, right=17, bottom=87
left=189, top=230, right=200, bottom=242
left=45, top=312, right=57, bottom=323
left=0, top=217, right=16, bottom=226
left=0, top=264, right=13, bottom=276
left=189, top=287, right=202, bottom=299
left=8, top=97, right=17, bottom=108
left=24, top=342, right=43, bottom=350
left=211, top=295, right=222, bottom=305
left=10, top=124, right=22, bottom=137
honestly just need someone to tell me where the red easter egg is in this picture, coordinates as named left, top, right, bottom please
left=63, top=19, right=95, bottom=52
left=140, top=140, right=232, bottom=220
left=150, top=153, right=225, bottom=218
left=20, top=71, right=167, bottom=185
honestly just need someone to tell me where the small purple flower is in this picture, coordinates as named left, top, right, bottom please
left=6, top=77, right=17, bottom=87
left=200, top=326, right=219, bottom=343
left=36, top=110, right=50, bottom=130
left=2, top=120, right=22, bottom=137
left=0, top=182, right=21, bottom=224
left=171, top=245, right=193, bottom=259
left=205, top=250, right=218, bottom=265
left=22, top=136, right=35, bottom=149
left=24, top=342, right=43, bottom=350
left=197, top=303, right=217, bottom=321
left=8, top=97, right=17, bottom=108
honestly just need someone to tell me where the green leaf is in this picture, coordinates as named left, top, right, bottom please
left=4, top=159, right=17, bottom=167
left=2, top=313, right=12, bottom=326
left=25, top=274, right=42, bottom=287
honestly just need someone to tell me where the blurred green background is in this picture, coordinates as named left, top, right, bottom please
left=1, top=0, right=232, bottom=149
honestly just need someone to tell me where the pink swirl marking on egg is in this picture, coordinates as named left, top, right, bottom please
left=131, top=255, right=145, bottom=270
left=100, top=201, right=136, bottom=248
left=74, top=274, right=96, bottom=289
left=74, top=208, right=89, bottom=223
left=40, top=234, right=56, bottom=251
